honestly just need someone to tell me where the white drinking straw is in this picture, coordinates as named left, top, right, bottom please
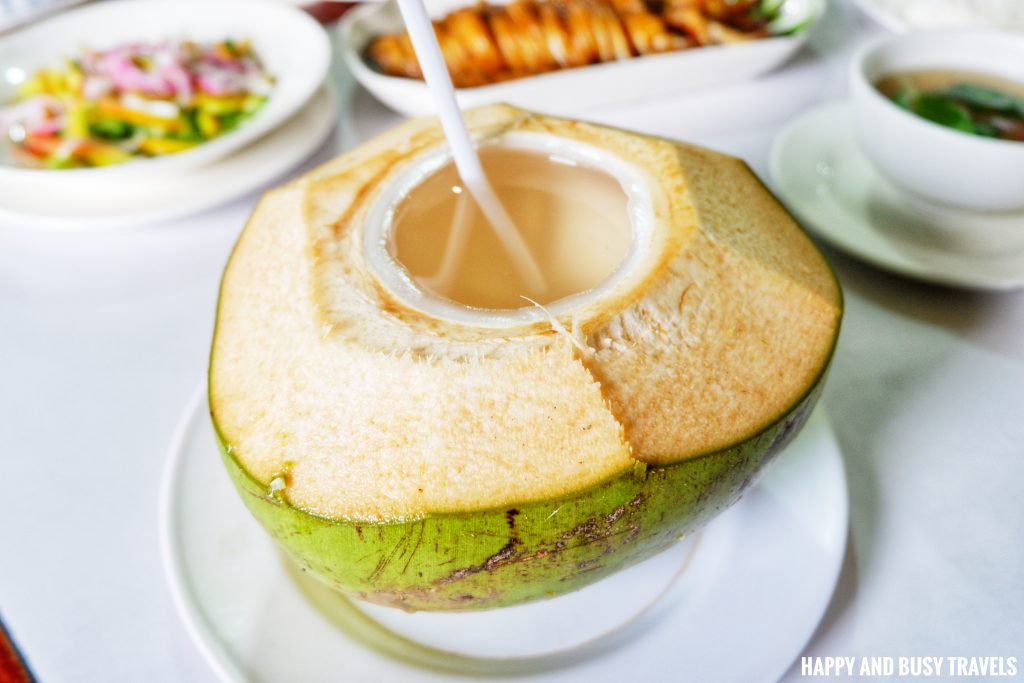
left=393, top=0, right=546, bottom=294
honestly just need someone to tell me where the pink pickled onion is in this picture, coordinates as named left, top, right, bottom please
left=0, top=96, right=65, bottom=136
left=101, top=52, right=174, bottom=96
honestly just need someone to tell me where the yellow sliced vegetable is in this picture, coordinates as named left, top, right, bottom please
left=65, top=102, right=92, bottom=139
left=137, top=137, right=199, bottom=156
left=79, top=141, right=135, bottom=167
left=197, top=109, right=221, bottom=138
left=64, top=60, right=84, bottom=95
left=195, top=93, right=248, bottom=116
left=97, top=98, right=184, bottom=132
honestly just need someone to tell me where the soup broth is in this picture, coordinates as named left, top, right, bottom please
left=876, top=69, right=1024, bottom=142
left=390, top=146, right=633, bottom=310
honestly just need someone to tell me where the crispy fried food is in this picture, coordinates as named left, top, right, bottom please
left=446, top=8, right=506, bottom=73
left=609, top=0, right=646, bottom=13
left=507, top=1, right=559, bottom=71
left=367, top=33, right=420, bottom=79
left=537, top=3, right=573, bottom=66
left=703, top=0, right=765, bottom=30
left=562, top=0, right=600, bottom=65
left=663, top=0, right=768, bottom=40
left=622, top=11, right=690, bottom=54
left=488, top=6, right=528, bottom=71
left=366, top=0, right=771, bottom=87
left=663, top=5, right=710, bottom=43
left=594, top=0, right=634, bottom=60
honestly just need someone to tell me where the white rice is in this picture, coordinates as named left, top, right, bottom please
left=869, top=0, right=1024, bottom=31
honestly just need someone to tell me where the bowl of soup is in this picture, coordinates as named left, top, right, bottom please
left=850, top=29, right=1024, bottom=212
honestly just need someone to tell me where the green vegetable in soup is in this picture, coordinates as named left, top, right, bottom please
left=911, top=94, right=976, bottom=133
left=878, top=71, right=1024, bottom=142
left=890, top=85, right=916, bottom=111
left=945, top=82, right=1024, bottom=117
left=973, top=121, right=1000, bottom=138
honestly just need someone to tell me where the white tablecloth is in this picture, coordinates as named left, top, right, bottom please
left=1, top=2, right=1021, bottom=680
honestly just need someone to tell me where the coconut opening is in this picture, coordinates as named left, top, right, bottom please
left=363, top=133, right=655, bottom=328
left=391, top=146, right=632, bottom=309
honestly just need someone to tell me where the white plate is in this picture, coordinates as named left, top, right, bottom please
left=161, top=388, right=848, bottom=683
left=0, top=87, right=336, bottom=230
left=770, top=101, right=1024, bottom=290
left=339, top=0, right=823, bottom=117
left=0, top=0, right=330, bottom=182
left=851, top=0, right=1024, bottom=33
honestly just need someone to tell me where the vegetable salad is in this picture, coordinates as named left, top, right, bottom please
left=0, top=39, right=274, bottom=169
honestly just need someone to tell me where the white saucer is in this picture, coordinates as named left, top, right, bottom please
left=0, top=86, right=336, bottom=230
left=771, top=101, right=1024, bottom=290
left=161, top=388, right=848, bottom=683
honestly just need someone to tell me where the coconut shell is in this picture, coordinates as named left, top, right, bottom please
left=209, top=104, right=841, bottom=610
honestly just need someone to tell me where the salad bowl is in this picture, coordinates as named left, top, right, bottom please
left=0, top=0, right=329, bottom=185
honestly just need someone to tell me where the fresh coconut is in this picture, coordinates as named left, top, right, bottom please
left=209, top=104, right=842, bottom=611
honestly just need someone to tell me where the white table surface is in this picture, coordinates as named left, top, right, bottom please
left=1, top=2, right=1022, bottom=681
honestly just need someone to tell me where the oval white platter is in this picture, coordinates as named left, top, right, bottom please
left=161, top=387, right=848, bottom=683
left=339, top=0, right=824, bottom=117
left=0, top=0, right=330, bottom=184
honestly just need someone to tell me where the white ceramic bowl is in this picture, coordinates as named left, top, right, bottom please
left=0, top=0, right=330, bottom=185
left=339, top=0, right=823, bottom=117
left=852, top=0, right=1024, bottom=34
left=849, top=29, right=1024, bottom=212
